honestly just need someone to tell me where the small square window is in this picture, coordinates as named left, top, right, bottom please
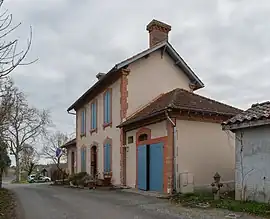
left=128, top=136, right=134, bottom=144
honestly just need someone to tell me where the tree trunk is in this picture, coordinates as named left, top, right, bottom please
left=0, top=169, right=3, bottom=189
left=15, top=155, right=20, bottom=182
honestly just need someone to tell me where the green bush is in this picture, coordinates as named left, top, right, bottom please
left=68, top=172, right=88, bottom=186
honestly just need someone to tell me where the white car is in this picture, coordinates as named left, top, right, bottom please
left=28, top=175, right=51, bottom=183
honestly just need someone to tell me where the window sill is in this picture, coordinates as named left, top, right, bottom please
left=103, top=171, right=112, bottom=178
left=90, top=128, right=97, bottom=135
left=103, top=122, right=112, bottom=130
left=80, top=133, right=86, bottom=138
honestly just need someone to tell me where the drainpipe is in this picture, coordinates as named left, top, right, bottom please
left=165, top=111, right=177, bottom=193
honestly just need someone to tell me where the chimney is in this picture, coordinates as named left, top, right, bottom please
left=146, top=19, right=171, bottom=48
left=96, top=72, right=106, bottom=80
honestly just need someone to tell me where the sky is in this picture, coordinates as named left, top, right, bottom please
left=3, top=0, right=270, bottom=135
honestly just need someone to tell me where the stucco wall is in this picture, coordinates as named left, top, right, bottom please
left=126, top=50, right=191, bottom=117
left=176, top=119, right=235, bottom=188
left=235, top=126, right=270, bottom=203
left=125, top=121, right=167, bottom=188
left=76, top=79, right=121, bottom=185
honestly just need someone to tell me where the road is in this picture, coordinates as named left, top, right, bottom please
left=5, top=183, right=188, bottom=219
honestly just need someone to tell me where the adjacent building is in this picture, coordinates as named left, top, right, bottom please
left=223, top=101, right=270, bottom=203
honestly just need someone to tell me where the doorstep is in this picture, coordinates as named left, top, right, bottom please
left=120, top=188, right=171, bottom=199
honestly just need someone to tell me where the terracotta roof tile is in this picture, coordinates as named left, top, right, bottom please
left=223, top=101, right=270, bottom=125
left=119, top=88, right=242, bottom=127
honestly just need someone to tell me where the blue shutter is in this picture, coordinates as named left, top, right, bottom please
left=93, top=103, right=97, bottom=129
left=81, top=148, right=84, bottom=172
left=81, top=110, right=85, bottom=134
left=107, top=143, right=111, bottom=171
left=107, top=92, right=111, bottom=123
left=91, top=103, right=95, bottom=129
left=104, top=144, right=107, bottom=172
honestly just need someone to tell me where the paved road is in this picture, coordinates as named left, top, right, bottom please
left=6, top=184, right=186, bottom=219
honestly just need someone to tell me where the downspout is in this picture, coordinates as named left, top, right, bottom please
left=165, top=110, right=177, bottom=193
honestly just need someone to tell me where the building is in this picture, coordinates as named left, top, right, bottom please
left=223, top=101, right=270, bottom=203
left=67, top=19, right=241, bottom=193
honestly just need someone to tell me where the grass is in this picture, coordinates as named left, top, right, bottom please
left=11, top=180, right=28, bottom=184
left=170, top=191, right=270, bottom=218
left=0, top=188, right=17, bottom=219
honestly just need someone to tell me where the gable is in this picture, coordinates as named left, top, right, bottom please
left=126, top=50, right=192, bottom=116
left=67, top=42, right=204, bottom=112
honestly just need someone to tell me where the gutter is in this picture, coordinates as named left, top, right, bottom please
left=68, top=111, right=76, bottom=115
left=165, top=111, right=177, bottom=193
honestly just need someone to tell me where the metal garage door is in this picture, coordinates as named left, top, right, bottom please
left=149, top=142, right=163, bottom=192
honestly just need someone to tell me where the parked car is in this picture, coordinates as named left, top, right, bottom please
left=28, top=175, right=51, bottom=183
left=27, top=174, right=36, bottom=183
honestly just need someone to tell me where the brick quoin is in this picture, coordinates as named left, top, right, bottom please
left=166, top=118, right=175, bottom=194
left=120, top=69, right=129, bottom=186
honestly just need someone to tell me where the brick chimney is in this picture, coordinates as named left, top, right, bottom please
left=146, top=19, right=171, bottom=48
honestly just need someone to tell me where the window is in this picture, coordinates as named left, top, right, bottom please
left=128, top=136, right=134, bottom=144
left=81, top=147, right=86, bottom=172
left=90, top=101, right=97, bottom=131
left=80, top=109, right=86, bottom=136
left=138, top=133, right=148, bottom=141
left=104, top=89, right=112, bottom=126
left=104, top=143, right=112, bottom=172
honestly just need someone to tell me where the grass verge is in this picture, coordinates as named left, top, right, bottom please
left=11, top=180, right=28, bottom=184
left=171, top=192, right=270, bottom=218
left=0, top=188, right=17, bottom=219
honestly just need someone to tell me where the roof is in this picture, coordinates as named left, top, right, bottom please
left=222, top=101, right=270, bottom=130
left=118, top=88, right=242, bottom=127
left=61, top=138, right=76, bottom=148
left=67, top=41, right=205, bottom=111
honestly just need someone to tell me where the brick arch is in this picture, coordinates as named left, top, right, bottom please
left=103, top=137, right=113, bottom=176
left=136, top=127, right=151, bottom=144
left=90, top=142, right=98, bottom=177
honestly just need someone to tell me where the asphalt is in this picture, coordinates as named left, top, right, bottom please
left=5, top=183, right=185, bottom=219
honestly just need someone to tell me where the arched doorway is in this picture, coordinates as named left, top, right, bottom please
left=91, top=146, right=97, bottom=177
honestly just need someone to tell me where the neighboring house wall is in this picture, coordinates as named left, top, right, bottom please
left=76, top=79, right=121, bottom=184
left=235, top=126, right=270, bottom=203
left=126, top=51, right=191, bottom=117
left=176, top=120, right=235, bottom=188
left=125, top=121, right=168, bottom=188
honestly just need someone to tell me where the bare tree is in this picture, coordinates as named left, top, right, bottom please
left=0, top=0, right=35, bottom=79
left=41, top=131, right=68, bottom=168
left=4, top=91, right=51, bottom=182
left=0, top=139, right=10, bottom=188
left=20, top=143, right=39, bottom=176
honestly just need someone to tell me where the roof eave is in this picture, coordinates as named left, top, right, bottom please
left=222, top=118, right=270, bottom=131
left=165, top=42, right=205, bottom=89
left=67, top=67, right=118, bottom=112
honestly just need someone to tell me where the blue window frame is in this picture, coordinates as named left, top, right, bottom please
left=104, top=143, right=111, bottom=172
left=91, top=101, right=97, bottom=130
left=104, top=90, right=111, bottom=125
left=80, top=109, right=86, bottom=135
left=81, top=147, right=86, bottom=172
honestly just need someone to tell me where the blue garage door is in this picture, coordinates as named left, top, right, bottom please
left=149, top=142, right=163, bottom=192
left=137, top=145, right=147, bottom=190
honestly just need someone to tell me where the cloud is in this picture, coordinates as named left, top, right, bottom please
left=2, top=0, right=270, bottom=134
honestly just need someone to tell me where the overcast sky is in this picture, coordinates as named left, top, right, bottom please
left=3, top=0, right=270, bottom=135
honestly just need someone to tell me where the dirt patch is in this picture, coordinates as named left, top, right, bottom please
left=0, top=188, right=18, bottom=219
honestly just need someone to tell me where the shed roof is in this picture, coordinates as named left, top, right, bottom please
left=222, top=101, right=270, bottom=130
